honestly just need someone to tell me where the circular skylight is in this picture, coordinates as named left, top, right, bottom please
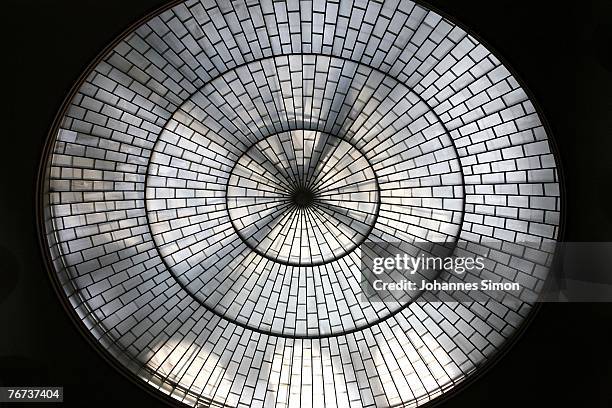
left=39, top=1, right=562, bottom=407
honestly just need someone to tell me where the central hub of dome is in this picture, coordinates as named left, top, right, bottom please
left=291, top=186, right=315, bottom=208
left=226, top=130, right=380, bottom=266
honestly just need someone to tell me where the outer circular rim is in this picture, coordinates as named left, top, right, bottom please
left=34, top=1, right=567, bottom=407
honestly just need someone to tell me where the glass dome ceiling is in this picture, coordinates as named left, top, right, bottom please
left=39, top=0, right=562, bottom=407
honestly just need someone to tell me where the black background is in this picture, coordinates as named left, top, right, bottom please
left=1, top=0, right=611, bottom=407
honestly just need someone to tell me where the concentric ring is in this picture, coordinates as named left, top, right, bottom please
left=227, top=130, right=380, bottom=266
left=142, top=53, right=465, bottom=338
